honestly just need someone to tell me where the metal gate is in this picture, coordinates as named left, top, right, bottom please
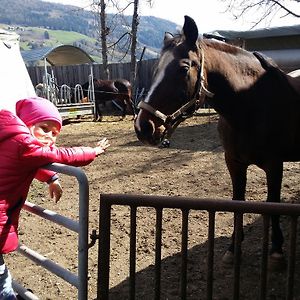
left=97, top=194, right=300, bottom=300
left=12, top=163, right=89, bottom=300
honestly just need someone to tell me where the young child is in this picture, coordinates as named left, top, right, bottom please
left=0, top=97, right=110, bottom=299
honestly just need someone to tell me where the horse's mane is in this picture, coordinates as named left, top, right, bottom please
left=200, top=38, right=250, bottom=57
left=162, top=32, right=251, bottom=59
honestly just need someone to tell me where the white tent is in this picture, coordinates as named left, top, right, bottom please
left=0, top=29, right=36, bottom=113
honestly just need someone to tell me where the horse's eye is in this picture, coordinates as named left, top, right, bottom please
left=179, top=59, right=190, bottom=74
left=191, top=60, right=199, bottom=69
left=180, top=65, right=189, bottom=74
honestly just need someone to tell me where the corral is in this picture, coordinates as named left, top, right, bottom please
left=6, top=114, right=300, bottom=299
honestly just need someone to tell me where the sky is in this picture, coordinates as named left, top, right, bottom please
left=43, top=0, right=300, bottom=33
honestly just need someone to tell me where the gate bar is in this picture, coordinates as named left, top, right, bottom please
left=259, top=215, right=270, bottom=300
left=99, top=194, right=300, bottom=216
left=180, top=209, right=189, bottom=300
left=17, top=244, right=78, bottom=287
left=206, top=211, right=215, bottom=300
left=129, top=206, right=137, bottom=300
left=155, top=208, right=163, bottom=300
left=286, top=216, right=298, bottom=300
left=46, top=163, right=89, bottom=300
left=23, top=201, right=79, bottom=233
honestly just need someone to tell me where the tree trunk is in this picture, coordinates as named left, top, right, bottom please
left=130, top=0, right=139, bottom=98
left=100, top=0, right=110, bottom=79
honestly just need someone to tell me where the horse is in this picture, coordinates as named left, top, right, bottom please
left=134, top=15, right=300, bottom=269
left=82, top=78, right=133, bottom=121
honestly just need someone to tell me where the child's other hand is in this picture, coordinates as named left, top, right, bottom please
left=95, top=138, right=110, bottom=156
left=48, top=179, right=63, bottom=203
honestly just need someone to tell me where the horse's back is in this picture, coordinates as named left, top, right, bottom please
left=288, top=69, right=300, bottom=78
left=287, top=69, right=300, bottom=96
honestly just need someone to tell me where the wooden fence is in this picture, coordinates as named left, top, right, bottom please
left=27, top=59, right=157, bottom=96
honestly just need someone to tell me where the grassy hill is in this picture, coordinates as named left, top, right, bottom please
left=0, top=0, right=179, bottom=63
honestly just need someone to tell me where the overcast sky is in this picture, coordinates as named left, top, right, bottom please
left=43, top=0, right=300, bottom=33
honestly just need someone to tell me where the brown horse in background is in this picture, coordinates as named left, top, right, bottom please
left=82, top=78, right=133, bottom=121
left=134, top=15, right=300, bottom=269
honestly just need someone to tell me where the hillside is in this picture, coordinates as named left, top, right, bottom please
left=0, top=0, right=179, bottom=63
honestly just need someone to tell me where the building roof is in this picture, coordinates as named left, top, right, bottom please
left=0, top=29, right=19, bottom=43
left=21, top=44, right=94, bottom=66
left=204, top=24, right=300, bottom=40
left=0, top=29, right=36, bottom=113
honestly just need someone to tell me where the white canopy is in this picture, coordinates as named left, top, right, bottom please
left=0, top=29, right=36, bottom=113
left=21, top=44, right=94, bottom=66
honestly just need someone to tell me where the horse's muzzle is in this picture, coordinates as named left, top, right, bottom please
left=134, top=118, right=165, bottom=146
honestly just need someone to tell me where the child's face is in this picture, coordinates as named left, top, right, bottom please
left=28, top=120, right=60, bottom=147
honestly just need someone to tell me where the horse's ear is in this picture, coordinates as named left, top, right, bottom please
left=164, top=32, right=174, bottom=44
left=183, top=15, right=199, bottom=47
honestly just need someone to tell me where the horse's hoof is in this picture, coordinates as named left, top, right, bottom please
left=222, top=250, right=234, bottom=265
left=268, top=252, right=286, bottom=271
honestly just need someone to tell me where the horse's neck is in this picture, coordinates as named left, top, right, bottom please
left=204, top=45, right=263, bottom=116
left=205, top=47, right=260, bottom=90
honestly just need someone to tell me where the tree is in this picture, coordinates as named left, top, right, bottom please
left=44, top=30, right=50, bottom=39
left=130, top=0, right=139, bottom=95
left=90, top=1, right=110, bottom=79
left=100, top=0, right=110, bottom=79
left=222, top=0, right=300, bottom=28
left=89, top=0, right=153, bottom=89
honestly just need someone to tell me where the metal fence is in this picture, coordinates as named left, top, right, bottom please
left=12, top=163, right=90, bottom=300
left=27, top=59, right=157, bottom=94
left=97, top=193, right=300, bottom=300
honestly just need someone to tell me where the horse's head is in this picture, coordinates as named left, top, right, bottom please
left=134, top=16, right=208, bottom=145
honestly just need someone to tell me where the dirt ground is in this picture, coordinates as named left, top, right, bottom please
left=5, top=113, right=300, bottom=300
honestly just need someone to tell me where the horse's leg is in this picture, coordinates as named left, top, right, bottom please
left=222, top=153, right=248, bottom=264
left=120, top=99, right=127, bottom=120
left=264, top=161, right=285, bottom=270
left=94, top=101, right=103, bottom=122
left=127, top=98, right=135, bottom=120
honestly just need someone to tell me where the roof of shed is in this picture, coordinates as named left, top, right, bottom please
left=0, top=29, right=19, bottom=43
left=204, top=24, right=300, bottom=40
left=21, top=44, right=94, bottom=66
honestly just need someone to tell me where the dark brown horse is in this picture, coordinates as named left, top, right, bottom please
left=82, top=78, right=133, bottom=121
left=134, top=15, right=300, bottom=268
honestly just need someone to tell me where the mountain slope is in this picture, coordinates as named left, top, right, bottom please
left=0, top=0, right=179, bottom=62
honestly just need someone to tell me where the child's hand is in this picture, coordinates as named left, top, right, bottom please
left=95, top=138, right=110, bottom=156
left=48, top=179, right=63, bottom=203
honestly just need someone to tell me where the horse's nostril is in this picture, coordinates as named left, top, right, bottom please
left=134, top=119, right=157, bottom=144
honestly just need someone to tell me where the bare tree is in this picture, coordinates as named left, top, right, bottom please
left=130, top=0, right=139, bottom=95
left=221, top=0, right=300, bottom=28
left=100, top=0, right=110, bottom=79
left=90, top=0, right=153, bottom=86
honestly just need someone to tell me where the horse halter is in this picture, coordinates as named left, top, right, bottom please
left=138, top=49, right=214, bottom=139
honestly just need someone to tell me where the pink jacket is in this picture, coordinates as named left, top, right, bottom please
left=0, top=110, right=97, bottom=254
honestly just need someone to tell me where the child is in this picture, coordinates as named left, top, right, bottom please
left=0, top=97, right=110, bottom=299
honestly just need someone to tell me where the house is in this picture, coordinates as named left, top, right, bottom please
left=204, top=24, right=300, bottom=73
